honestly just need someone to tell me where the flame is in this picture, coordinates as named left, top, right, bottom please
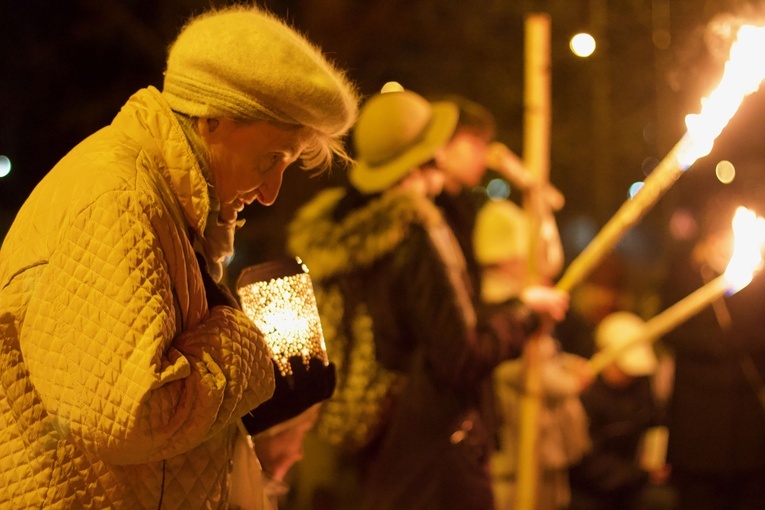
left=678, top=25, right=765, bottom=168
left=238, top=271, right=328, bottom=377
left=723, top=207, right=765, bottom=292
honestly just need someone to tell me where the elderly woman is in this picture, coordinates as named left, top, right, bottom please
left=0, top=6, right=358, bottom=509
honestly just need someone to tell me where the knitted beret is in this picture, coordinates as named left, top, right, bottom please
left=162, top=6, right=358, bottom=137
left=595, top=311, right=657, bottom=377
left=473, top=199, right=529, bottom=265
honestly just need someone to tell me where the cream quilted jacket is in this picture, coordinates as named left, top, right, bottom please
left=0, top=87, right=275, bottom=509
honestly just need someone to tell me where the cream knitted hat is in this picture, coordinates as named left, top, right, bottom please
left=162, top=6, right=358, bottom=138
left=595, top=311, right=657, bottom=377
left=473, top=199, right=529, bottom=266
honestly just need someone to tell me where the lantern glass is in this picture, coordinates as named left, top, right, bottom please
left=236, top=257, right=328, bottom=377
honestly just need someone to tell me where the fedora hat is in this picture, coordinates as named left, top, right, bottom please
left=349, top=85, right=458, bottom=194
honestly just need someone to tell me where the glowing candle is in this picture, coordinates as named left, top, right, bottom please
left=236, top=257, right=329, bottom=377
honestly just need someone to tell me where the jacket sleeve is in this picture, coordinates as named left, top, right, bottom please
left=371, top=226, right=533, bottom=388
left=22, top=190, right=275, bottom=464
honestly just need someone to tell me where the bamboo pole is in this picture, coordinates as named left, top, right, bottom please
left=555, top=137, right=689, bottom=292
left=588, top=275, right=729, bottom=375
left=588, top=205, right=765, bottom=376
left=515, top=13, right=551, bottom=510
left=556, top=24, right=765, bottom=293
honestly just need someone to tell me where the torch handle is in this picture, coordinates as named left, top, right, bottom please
left=556, top=136, right=689, bottom=292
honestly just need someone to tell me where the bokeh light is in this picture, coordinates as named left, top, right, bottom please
left=561, top=214, right=599, bottom=255
left=715, top=160, right=736, bottom=184
left=669, top=208, right=698, bottom=241
left=641, top=157, right=659, bottom=176
left=0, top=156, right=11, bottom=178
left=628, top=181, right=644, bottom=198
left=642, top=123, right=657, bottom=144
left=380, top=81, right=404, bottom=93
left=570, top=32, right=596, bottom=57
left=486, top=178, right=511, bottom=200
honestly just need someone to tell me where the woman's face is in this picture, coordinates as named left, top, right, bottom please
left=200, top=118, right=311, bottom=220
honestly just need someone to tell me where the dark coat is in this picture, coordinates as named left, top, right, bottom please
left=289, top=187, right=535, bottom=510
left=662, top=260, right=765, bottom=474
left=569, top=375, right=657, bottom=506
left=435, top=187, right=487, bottom=294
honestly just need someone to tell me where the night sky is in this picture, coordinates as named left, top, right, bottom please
left=2, top=0, right=765, bottom=303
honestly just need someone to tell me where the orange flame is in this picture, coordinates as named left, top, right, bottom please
left=724, top=207, right=765, bottom=292
left=678, top=25, right=765, bottom=168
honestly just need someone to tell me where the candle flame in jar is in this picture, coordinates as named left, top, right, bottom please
left=678, top=25, right=765, bottom=168
left=724, top=207, right=765, bottom=292
left=238, top=270, right=329, bottom=377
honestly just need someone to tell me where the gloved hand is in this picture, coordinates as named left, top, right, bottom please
left=241, top=356, right=336, bottom=435
left=194, top=251, right=240, bottom=310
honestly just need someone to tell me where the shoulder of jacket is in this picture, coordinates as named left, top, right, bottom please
left=288, top=189, right=444, bottom=280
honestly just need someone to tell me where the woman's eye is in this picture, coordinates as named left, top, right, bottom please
left=259, top=154, right=282, bottom=173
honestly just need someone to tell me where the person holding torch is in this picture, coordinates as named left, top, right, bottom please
left=474, top=199, right=592, bottom=510
left=661, top=196, right=765, bottom=510
left=287, top=84, right=568, bottom=510
left=568, top=311, right=677, bottom=510
left=573, top=199, right=765, bottom=510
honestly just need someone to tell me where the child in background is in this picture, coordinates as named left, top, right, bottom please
left=568, top=311, right=676, bottom=510
left=474, top=199, right=592, bottom=510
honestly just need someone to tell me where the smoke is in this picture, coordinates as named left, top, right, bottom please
left=705, top=4, right=765, bottom=61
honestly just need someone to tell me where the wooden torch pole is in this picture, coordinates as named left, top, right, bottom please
left=515, top=12, right=551, bottom=510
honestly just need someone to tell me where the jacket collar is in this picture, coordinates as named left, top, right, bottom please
left=111, top=86, right=210, bottom=236
left=287, top=187, right=443, bottom=281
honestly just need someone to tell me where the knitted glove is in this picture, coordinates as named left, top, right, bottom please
left=241, top=356, right=336, bottom=435
left=195, top=251, right=240, bottom=309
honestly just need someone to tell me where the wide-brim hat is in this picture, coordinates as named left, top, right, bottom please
left=349, top=88, right=458, bottom=194
left=595, top=311, right=657, bottom=377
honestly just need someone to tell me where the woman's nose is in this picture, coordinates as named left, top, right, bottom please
left=256, top=167, right=285, bottom=206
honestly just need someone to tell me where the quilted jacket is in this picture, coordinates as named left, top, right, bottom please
left=0, top=87, right=275, bottom=509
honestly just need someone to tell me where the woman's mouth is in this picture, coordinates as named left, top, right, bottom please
left=232, top=199, right=245, bottom=212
